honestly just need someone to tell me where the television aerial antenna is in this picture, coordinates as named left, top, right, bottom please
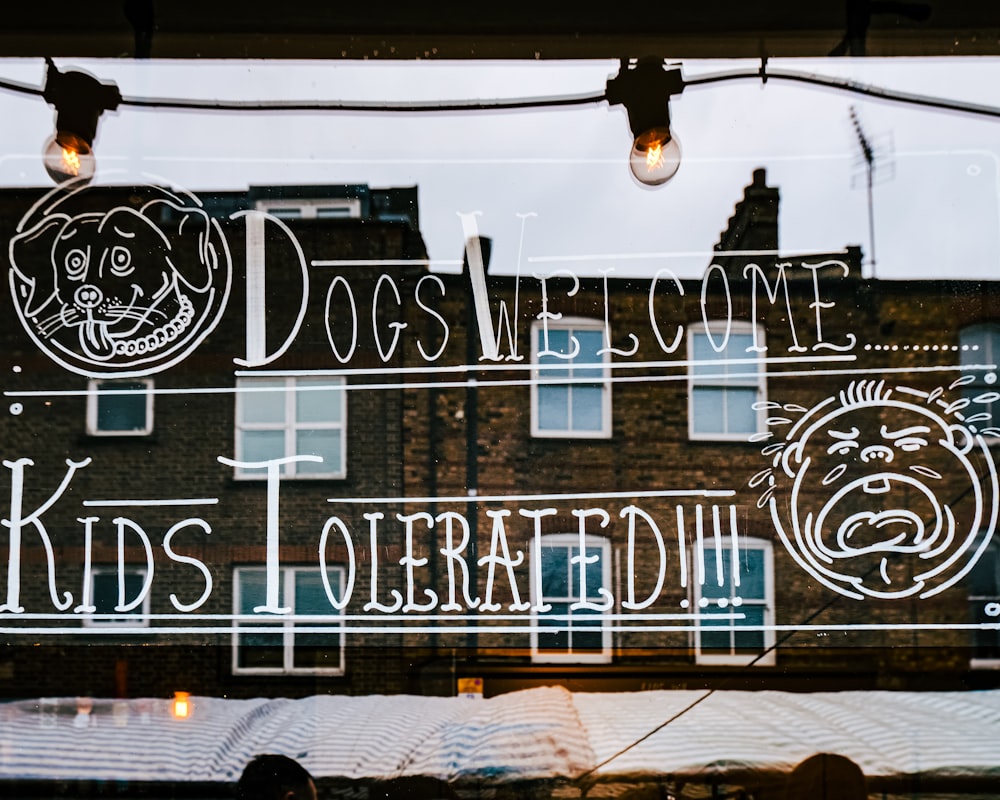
left=850, top=106, right=895, bottom=279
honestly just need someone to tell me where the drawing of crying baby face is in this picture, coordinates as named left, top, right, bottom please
left=780, top=401, right=979, bottom=596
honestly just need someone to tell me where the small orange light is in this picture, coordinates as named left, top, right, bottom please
left=61, top=145, right=81, bottom=175
left=171, top=691, right=192, bottom=719
left=645, top=141, right=665, bottom=171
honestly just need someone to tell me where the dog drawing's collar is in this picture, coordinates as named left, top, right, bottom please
left=112, top=293, right=195, bottom=357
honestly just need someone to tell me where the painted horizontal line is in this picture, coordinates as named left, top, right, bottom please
left=527, top=248, right=854, bottom=263
left=82, top=498, right=219, bottom=508
left=1, top=622, right=997, bottom=637
left=327, top=489, right=736, bottom=504
left=311, top=259, right=462, bottom=267
left=0, top=613, right=714, bottom=622
left=6, top=362, right=994, bottom=401
left=235, top=353, right=856, bottom=377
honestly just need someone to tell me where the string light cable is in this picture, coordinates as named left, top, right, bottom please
left=5, top=57, right=1000, bottom=187
left=0, top=60, right=999, bottom=118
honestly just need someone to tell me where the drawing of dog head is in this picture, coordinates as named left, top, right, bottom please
left=752, top=379, right=997, bottom=600
left=9, top=187, right=230, bottom=375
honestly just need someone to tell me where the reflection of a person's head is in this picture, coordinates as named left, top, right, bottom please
left=236, top=754, right=317, bottom=800
left=784, top=752, right=866, bottom=800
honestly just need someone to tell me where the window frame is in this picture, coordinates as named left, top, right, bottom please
left=254, top=197, right=361, bottom=219
left=693, top=537, right=776, bottom=667
left=687, top=320, right=767, bottom=442
left=234, top=375, right=347, bottom=480
left=960, top=322, right=1000, bottom=441
left=86, top=378, right=154, bottom=437
left=530, top=317, right=612, bottom=439
left=969, top=539, right=1000, bottom=669
left=530, top=533, right=613, bottom=664
left=231, top=565, right=346, bottom=676
left=80, top=566, right=151, bottom=629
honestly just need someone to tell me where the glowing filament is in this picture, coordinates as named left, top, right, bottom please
left=645, top=142, right=665, bottom=172
left=61, top=146, right=81, bottom=176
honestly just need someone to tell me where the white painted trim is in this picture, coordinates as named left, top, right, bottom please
left=234, top=376, right=347, bottom=480
left=530, top=533, right=613, bottom=663
left=693, top=537, right=776, bottom=667
left=232, top=566, right=346, bottom=676
left=530, top=317, right=612, bottom=439
left=687, top=320, right=767, bottom=442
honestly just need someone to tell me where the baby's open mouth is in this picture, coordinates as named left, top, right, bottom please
left=834, top=508, right=925, bottom=554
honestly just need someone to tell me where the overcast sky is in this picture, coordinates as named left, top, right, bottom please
left=0, top=56, right=998, bottom=281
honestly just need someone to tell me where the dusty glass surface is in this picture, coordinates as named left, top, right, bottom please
left=1, top=13, right=1000, bottom=798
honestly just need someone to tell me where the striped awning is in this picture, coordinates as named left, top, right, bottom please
left=1, top=687, right=998, bottom=788
left=572, top=688, right=1000, bottom=786
left=0, top=687, right=592, bottom=783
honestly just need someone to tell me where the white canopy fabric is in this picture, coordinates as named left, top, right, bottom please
left=1, top=687, right=998, bottom=788
left=0, top=687, right=592, bottom=783
left=572, top=689, right=1000, bottom=785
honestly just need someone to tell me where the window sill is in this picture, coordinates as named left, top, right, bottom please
left=696, top=653, right=776, bottom=667
left=530, top=653, right=613, bottom=665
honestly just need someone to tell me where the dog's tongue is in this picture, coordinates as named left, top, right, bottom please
left=80, top=318, right=115, bottom=361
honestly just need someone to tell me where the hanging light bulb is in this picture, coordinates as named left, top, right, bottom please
left=629, top=126, right=681, bottom=186
left=606, top=59, right=686, bottom=188
left=42, top=131, right=96, bottom=184
left=40, top=59, right=121, bottom=186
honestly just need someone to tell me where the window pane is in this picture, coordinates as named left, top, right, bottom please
left=240, top=380, right=285, bottom=423
left=700, top=554, right=729, bottom=599
left=538, top=385, right=569, bottom=430
left=296, top=379, right=342, bottom=423
left=295, top=570, right=337, bottom=616
left=969, top=547, right=999, bottom=596
left=733, top=605, right=766, bottom=651
left=316, top=206, right=353, bottom=219
left=692, top=331, right=726, bottom=375
left=96, top=383, right=147, bottom=432
left=726, top=333, right=755, bottom=361
left=292, top=629, right=342, bottom=669
left=537, top=602, right=570, bottom=650
left=573, top=329, right=603, bottom=363
left=571, top=612, right=604, bottom=651
left=92, top=572, right=120, bottom=614
left=961, top=325, right=997, bottom=368
left=238, top=569, right=283, bottom=614
left=236, top=629, right=284, bottom=669
left=540, top=547, right=570, bottom=597
left=572, top=385, right=604, bottom=431
left=737, top=549, right=767, bottom=599
left=692, top=387, right=725, bottom=433
left=585, top=548, right=604, bottom=598
left=971, top=600, right=1000, bottom=659
left=725, top=388, right=758, bottom=433
left=699, top=609, right=733, bottom=651
left=242, top=430, right=287, bottom=464
left=295, top=429, right=342, bottom=473
left=541, top=328, right=570, bottom=357
left=91, top=571, right=145, bottom=616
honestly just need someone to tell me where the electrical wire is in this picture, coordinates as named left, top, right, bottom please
left=1, top=63, right=1000, bottom=118
left=571, top=466, right=993, bottom=791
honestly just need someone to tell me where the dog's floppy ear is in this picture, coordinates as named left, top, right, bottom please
left=9, top=213, right=70, bottom=317
left=144, top=199, right=218, bottom=293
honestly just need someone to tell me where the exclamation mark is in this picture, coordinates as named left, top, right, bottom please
left=712, top=505, right=725, bottom=588
left=729, top=504, right=743, bottom=608
left=676, top=505, right=689, bottom=608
